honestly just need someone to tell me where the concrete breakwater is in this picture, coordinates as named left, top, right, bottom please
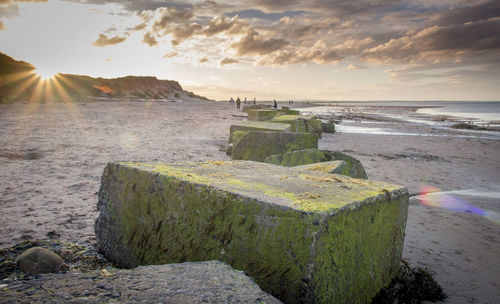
left=96, top=161, right=409, bottom=303
left=94, top=105, right=409, bottom=303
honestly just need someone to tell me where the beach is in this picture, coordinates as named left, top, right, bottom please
left=1, top=100, right=499, bottom=303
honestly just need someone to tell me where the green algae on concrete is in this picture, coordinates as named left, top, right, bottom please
left=231, top=131, right=318, bottom=162
left=242, top=104, right=271, bottom=112
left=293, top=160, right=350, bottom=176
left=263, top=149, right=368, bottom=179
left=246, top=109, right=301, bottom=121
left=321, top=121, right=336, bottom=133
left=247, top=109, right=281, bottom=121
left=96, top=160, right=409, bottom=304
left=228, top=121, right=292, bottom=143
left=271, top=115, right=323, bottom=137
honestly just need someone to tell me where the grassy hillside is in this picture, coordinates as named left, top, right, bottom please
left=0, top=53, right=210, bottom=103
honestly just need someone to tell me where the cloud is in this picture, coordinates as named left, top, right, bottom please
left=92, top=33, right=127, bottom=47
left=163, top=51, right=178, bottom=58
left=220, top=57, right=238, bottom=65
left=202, top=15, right=246, bottom=36
left=363, top=17, right=500, bottom=64
left=142, top=31, right=157, bottom=47
left=231, top=29, right=288, bottom=56
left=433, top=0, right=500, bottom=26
left=345, top=63, right=368, bottom=70
left=198, top=56, right=209, bottom=63
left=152, top=6, right=195, bottom=34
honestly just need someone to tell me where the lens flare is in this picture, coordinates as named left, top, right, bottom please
left=35, top=68, right=58, bottom=80
left=417, top=185, right=499, bottom=225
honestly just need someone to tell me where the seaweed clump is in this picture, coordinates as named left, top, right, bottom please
left=372, top=260, right=446, bottom=304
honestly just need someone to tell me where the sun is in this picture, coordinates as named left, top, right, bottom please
left=35, top=68, right=58, bottom=80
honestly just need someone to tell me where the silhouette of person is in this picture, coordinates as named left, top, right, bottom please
left=273, top=99, right=277, bottom=108
left=236, top=97, right=241, bottom=109
left=253, top=97, right=256, bottom=105
left=229, top=97, right=234, bottom=105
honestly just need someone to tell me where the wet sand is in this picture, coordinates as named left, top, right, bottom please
left=1, top=100, right=499, bottom=303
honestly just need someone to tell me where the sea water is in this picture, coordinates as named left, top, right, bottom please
left=298, top=101, right=500, bottom=139
left=416, top=101, right=500, bottom=122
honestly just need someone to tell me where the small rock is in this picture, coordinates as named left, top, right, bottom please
left=15, top=247, right=68, bottom=274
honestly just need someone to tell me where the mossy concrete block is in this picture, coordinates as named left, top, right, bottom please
left=293, top=160, right=348, bottom=175
left=263, top=149, right=368, bottom=179
left=96, top=160, right=409, bottom=303
left=231, top=131, right=318, bottom=162
left=321, top=121, right=336, bottom=133
left=242, top=104, right=271, bottom=112
left=229, top=121, right=292, bottom=143
left=247, top=109, right=281, bottom=121
left=271, top=115, right=323, bottom=137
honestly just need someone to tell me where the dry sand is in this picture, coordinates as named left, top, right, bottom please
left=1, top=100, right=499, bottom=303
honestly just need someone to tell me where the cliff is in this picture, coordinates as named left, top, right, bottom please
left=0, top=53, right=210, bottom=103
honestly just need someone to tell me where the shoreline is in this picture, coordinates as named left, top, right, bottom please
left=1, top=100, right=499, bottom=303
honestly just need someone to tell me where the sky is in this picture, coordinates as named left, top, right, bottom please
left=1, top=0, right=499, bottom=101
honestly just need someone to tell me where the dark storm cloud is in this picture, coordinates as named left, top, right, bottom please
left=364, top=17, right=500, bottom=63
left=433, top=0, right=500, bottom=26
left=251, top=0, right=401, bottom=16
left=92, top=33, right=127, bottom=46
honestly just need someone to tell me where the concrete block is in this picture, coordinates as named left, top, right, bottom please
left=263, top=149, right=367, bottom=179
left=271, top=115, right=323, bottom=137
left=231, top=131, right=318, bottom=162
left=96, top=160, right=409, bottom=303
left=228, top=121, right=292, bottom=143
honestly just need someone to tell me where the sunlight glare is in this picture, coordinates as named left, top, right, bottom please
left=35, top=68, right=58, bottom=80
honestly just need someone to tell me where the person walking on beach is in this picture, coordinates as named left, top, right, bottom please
left=229, top=97, right=234, bottom=105
left=273, top=99, right=277, bottom=109
left=253, top=97, right=256, bottom=105
left=236, top=97, right=241, bottom=109
left=244, top=97, right=247, bottom=104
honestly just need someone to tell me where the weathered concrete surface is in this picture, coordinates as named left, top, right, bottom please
left=0, top=261, right=281, bottom=303
left=271, top=115, right=323, bottom=136
left=231, top=131, right=318, bottom=162
left=247, top=109, right=300, bottom=121
left=247, top=109, right=282, bottom=121
left=96, top=160, right=409, bottom=303
left=242, top=104, right=271, bottom=112
left=264, top=149, right=368, bottom=179
left=293, top=160, right=349, bottom=176
left=228, top=121, right=292, bottom=143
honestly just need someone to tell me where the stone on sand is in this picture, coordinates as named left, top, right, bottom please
left=231, top=131, right=318, bottom=162
left=15, top=247, right=67, bottom=274
left=96, top=160, right=409, bottom=303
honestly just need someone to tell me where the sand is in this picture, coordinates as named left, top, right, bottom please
left=1, top=100, right=499, bottom=303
